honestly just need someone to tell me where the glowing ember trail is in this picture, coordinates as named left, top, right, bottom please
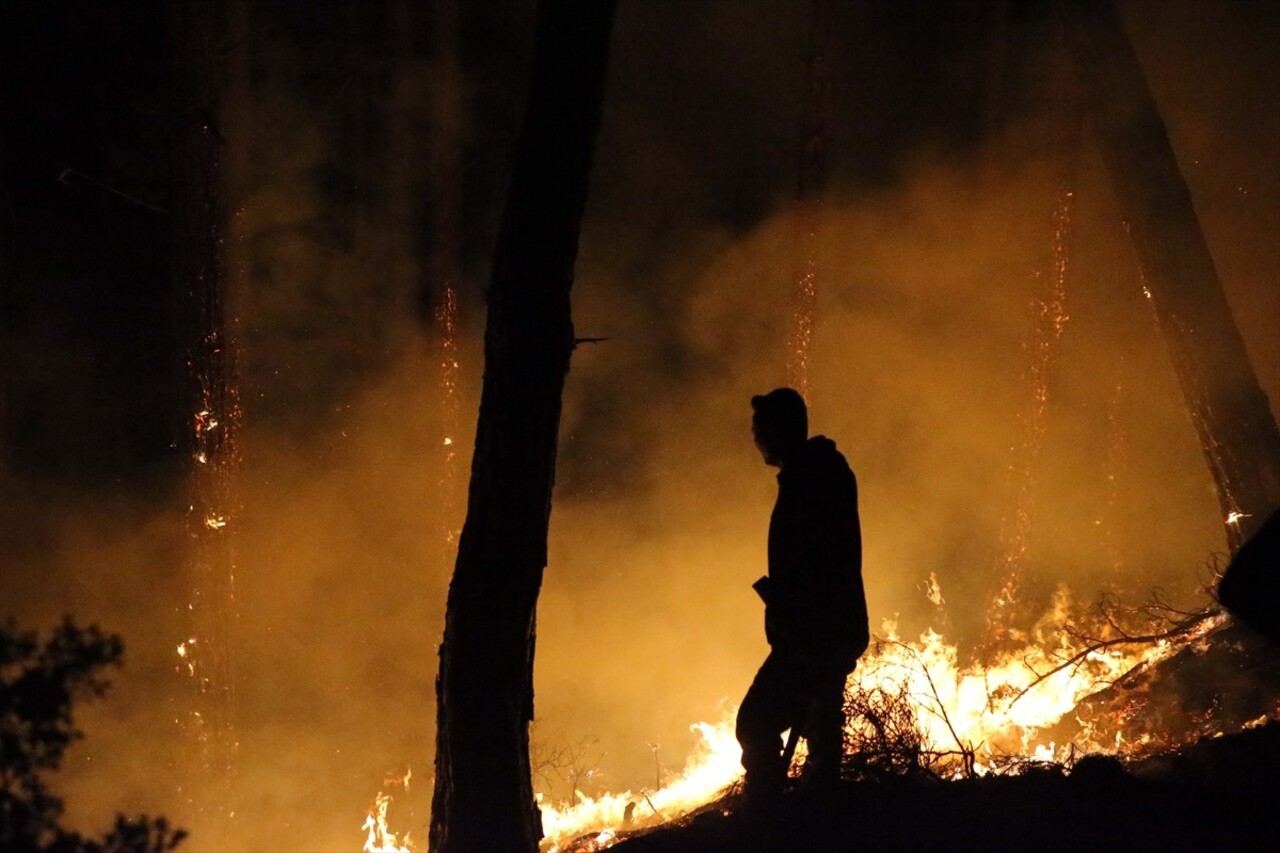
left=170, top=0, right=244, bottom=819
left=786, top=0, right=830, bottom=400
left=436, top=284, right=462, bottom=545
left=176, top=155, right=243, bottom=820
left=178, top=315, right=243, bottom=813
left=985, top=183, right=1074, bottom=641
left=788, top=217, right=818, bottom=401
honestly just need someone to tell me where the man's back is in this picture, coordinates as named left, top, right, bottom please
left=766, top=434, right=868, bottom=669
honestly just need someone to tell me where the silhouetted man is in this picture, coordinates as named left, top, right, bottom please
left=737, top=387, right=869, bottom=810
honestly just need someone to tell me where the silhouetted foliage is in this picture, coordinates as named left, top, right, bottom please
left=0, top=619, right=184, bottom=852
left=840, top=682, right=933, bottom=781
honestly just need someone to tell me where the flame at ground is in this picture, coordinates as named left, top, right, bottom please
left=362, top=769, right=413, bottom=853
left=539, top=710, right=743, bottom=851
left=358, top=588, right=1227, bottom=851
left=535, top=595, right=1225, bottom=851
left=855, top=609, right=1222, bottom=767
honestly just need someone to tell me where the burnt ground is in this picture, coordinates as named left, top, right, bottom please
left=602, top=721, right=1280, bottom=852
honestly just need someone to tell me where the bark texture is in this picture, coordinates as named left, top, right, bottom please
left=429, top=2, right=616, bottom=851
left=1063, top=0, right=1280, bottom=550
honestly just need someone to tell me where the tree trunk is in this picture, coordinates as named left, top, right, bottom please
left=429, top=2, right=616, bottom=851
left=1062, top=0, right=1280, bottom=551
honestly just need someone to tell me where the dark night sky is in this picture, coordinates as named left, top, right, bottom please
left=2, top=1, right=1278, bottom=849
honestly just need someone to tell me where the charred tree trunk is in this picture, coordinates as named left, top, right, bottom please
left=1062, top=0, right=1280, bottom=551
left=429, top=2, right=616, bottom=851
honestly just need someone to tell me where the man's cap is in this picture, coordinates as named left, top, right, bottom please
left=751, top=387, right=807, bottom=435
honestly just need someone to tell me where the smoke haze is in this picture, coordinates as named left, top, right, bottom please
left=2, top=1, right=1276, bottom=849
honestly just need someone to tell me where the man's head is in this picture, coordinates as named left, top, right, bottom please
left=751, top=387, right=807, bottom=468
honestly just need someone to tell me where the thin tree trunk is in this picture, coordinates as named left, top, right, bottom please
left=1062, top=0, right=1280, bottom=551
left=429, top=2, right=616, bottom=851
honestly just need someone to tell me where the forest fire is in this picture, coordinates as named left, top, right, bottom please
left=527, top=582, right=1239, bottom=852
left=5, top=1, right=1280, bottom=852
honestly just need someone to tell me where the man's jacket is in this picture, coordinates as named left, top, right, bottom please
left=764, top=435, right=869, bottom=671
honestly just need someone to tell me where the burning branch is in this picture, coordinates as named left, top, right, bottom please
left=1008, top=593, right=1221, bottom=707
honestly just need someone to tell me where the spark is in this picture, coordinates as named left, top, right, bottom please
left=194, top=409, right=220, bottom=433
left=1226, top=511, right=1250, bottom=525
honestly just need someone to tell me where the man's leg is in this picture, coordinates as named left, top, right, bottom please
left=736, top=650, right=805, bottom=805
left=800, top=667, right=849, bottom=788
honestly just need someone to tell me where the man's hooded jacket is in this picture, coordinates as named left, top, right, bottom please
left=765, top=435, right=869, bottom=671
